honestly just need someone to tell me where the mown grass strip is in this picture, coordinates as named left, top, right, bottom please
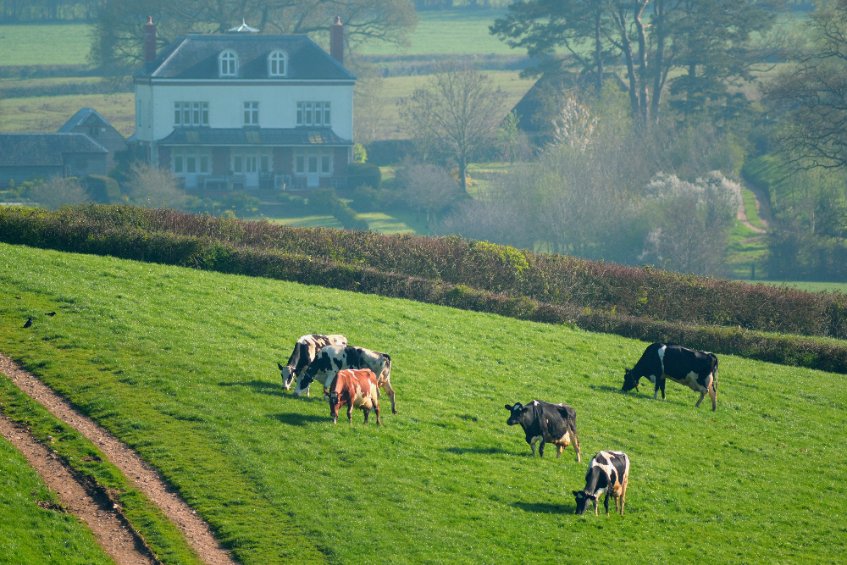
left=0, top=375, right=203, bottom=565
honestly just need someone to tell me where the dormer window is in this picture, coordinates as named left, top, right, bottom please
left=219, top=49, right=238, bottom=77
left=268, top=50, right=288, bottom=77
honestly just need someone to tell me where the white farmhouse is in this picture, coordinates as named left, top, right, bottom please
left=132, top=17, right=355, bottom=191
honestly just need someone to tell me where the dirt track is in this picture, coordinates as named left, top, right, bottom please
left=0, top=353, right=236, bottom=565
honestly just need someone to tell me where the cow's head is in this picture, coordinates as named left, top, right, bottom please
left=573, top=490, right=597, bottom=515
left=294, top=371, right=314, bottom=396
left=621, top=368, right=640, bottom=392
left=505, top=403, right=529, bottom=426
left=278, top=362, right=297, bottom=391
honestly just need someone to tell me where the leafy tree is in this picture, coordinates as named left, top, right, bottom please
left=398, top=63, right=507, bottom=194
left=93, top=0, right=416, bottom=72
left=765, top=0, right=847, bottom=171
left=492, top=0, right=781, bottom=128
left=125, top=162, right=187, bottom=209
left=396, top=162, right=463, bottom=229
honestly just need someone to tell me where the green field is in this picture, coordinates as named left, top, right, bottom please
left=1, top=242, right=845, bottom=563
left=0, top=23, right=92, bottom=66
left=361, top=8, right=513, bottom=56
left=0, top=435, right=112, bottom=564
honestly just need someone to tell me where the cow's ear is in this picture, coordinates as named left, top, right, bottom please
left=277, top=362, right=284, bottom=370
left=572, top=490, right=581, bottom=496
left=505, top=404, right=513, bottom=411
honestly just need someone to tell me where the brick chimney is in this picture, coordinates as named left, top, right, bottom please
left=330, top=15, right=344, bottom=65
left=143, top=16, right=157, bottom=69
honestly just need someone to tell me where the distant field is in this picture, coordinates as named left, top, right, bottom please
left=0, top=92, right=135, bottom=134
left=361, top=8, right=513, bottom=56
left=0, top=23, right=92, bottom=66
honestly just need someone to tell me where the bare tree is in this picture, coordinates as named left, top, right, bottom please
left=125, top=162, right=187, bottom=209
left=27, top=177, right=90, bottom=210
left=395, top=162, right=463, bottom=229
left=93, top=0, right=416, bottom=72
left=398, top=62, right=507, bottom=194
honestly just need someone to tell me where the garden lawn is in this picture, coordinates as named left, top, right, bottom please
left=0, top=242, right=845, bottom=563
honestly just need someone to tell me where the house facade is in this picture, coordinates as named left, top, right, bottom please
left=59, top=107, right=127, bottom=171
left=132, top=17, right=355, bottom=191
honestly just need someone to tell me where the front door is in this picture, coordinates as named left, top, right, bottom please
left=232, top=150, right=271, bottom=189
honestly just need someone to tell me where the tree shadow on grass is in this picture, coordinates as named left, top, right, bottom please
left=512, top=501, right=573, bottom=514
left=272, top=412, right=327, bottom=426
left=218, top=379, right=282, bottom=397
left=443, top=446, right=513, bottom=456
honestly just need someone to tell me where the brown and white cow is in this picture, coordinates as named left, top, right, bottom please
left=573, top=450, right=630, bottom=515
left=298, top=344, right=396, bottom=414
left=328, top=368, right=381, bottom=425
left=622, top=343, right=719, bottom=411
left=277, top=334, right=347, bottom=394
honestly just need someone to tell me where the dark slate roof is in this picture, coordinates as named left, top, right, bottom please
left=142, top=34, right=354, bottom=81
left=58, top=107, right=111, bottom=132
left=0, top=133, right=108, bottom=167
left=158, top=127, right=352, bottom=147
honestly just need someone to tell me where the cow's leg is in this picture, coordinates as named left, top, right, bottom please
left=529, top=436, right=539, bottom=456
left=695, top=391, right=706, bottom=408
left=374, top=401, right=382, bottom=426
left=347, top=404, right=353, bottom=424
left=570, top=424, right=582, bottom=463
left=620, top=478, right=628, bottom=515
left=708, top=375, right=717, bottom=411
left=660, top=377, right=666, bottom=400
left=363, top=408, right=370, bottom=424
left=382, top=378, right=397, bottom=414
left=556, top=443, right=564, bottom=458
left=593, top=498, right=599, bottom=516
left=603, top=492, right=611, bottom=515
left=538, top=440, right=545, bottom=458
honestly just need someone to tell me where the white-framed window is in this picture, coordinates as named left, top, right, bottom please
left=268, top=50, right=287, bottom=77
left=173, top=102, right=209, bottom=126
left=219, top=49, right=238, bottom=77
left=296, top=101, right=331, bottom=127
left=231, top=151, right=272, bottom=174
left=294, top=149, right=333, bottom=176
left=171, top=149, right=211, bottom=175
left=243, top=101, right=259, bottom=126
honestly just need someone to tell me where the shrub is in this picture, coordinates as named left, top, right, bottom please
left=346, top=162, right=382, bottom=190
left=83, top=175, right=121, bottom=203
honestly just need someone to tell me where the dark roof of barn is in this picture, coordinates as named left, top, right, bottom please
left=157, top=127, right=352, bottom=146
left=0, top=133, right=108, bottom=167
left=58, top=107, right=112, bottom=132
left=140, top=34, right=354, bottom=81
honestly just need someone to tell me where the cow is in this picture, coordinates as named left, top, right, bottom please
left=504, top=400, right=581, bottom=461
left=573, top=450, right=630, bottom=515
left=298, top=344, right=397, bottom=414
left=277, top=334, right=347, bottom=394
left=328, top=368, right=381, bottom=425
left=622, top=342, right=719, bottom=411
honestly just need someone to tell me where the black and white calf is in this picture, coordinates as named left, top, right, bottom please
left=298, top=344, right=397, bottom=414
left=504, top=400, right=581, bottom=461
left=622, top=343, right=719, bottom=411
left=573, top=450, right=630, bottom=515
left=277, top=334, right=347, bottom=393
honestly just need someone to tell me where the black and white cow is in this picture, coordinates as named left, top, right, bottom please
left=622, top=343, right=719, bottom=411
left=573, top=450, right=630, bottom=515
left=277, top=334, right=347, bottom=393
left=298, top=344, right=397, bottom=414
left=504, top=400, right=582, bottom=461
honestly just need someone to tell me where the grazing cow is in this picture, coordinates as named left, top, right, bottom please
left=573, top=450, right=630, bottom=515
left=298, top=344, right=397, bottom=414
left=622, top=343, right=719, bottom=411
left=277, top=334, right=347, bottom=394
left=328, top=368, right=381, bottom=425
left=504, top=400, right=581, bottom=461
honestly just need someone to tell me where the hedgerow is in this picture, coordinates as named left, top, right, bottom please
left=1, top=204, right=846, bottom=373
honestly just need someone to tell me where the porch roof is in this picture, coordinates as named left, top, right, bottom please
left=157, top=127, right=352, bottom=147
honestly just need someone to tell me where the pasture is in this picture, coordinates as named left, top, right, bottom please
left=0, top=242, right=845, bottom=563
left=0, top=433, right=112, bottom=564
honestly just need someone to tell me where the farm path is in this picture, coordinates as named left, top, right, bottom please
left=0, top=353, right=237, bottom=565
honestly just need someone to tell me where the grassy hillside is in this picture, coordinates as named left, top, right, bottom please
left=0, top=241, right=845, bottom=563
left=0, top=435, right=113, bottom=564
